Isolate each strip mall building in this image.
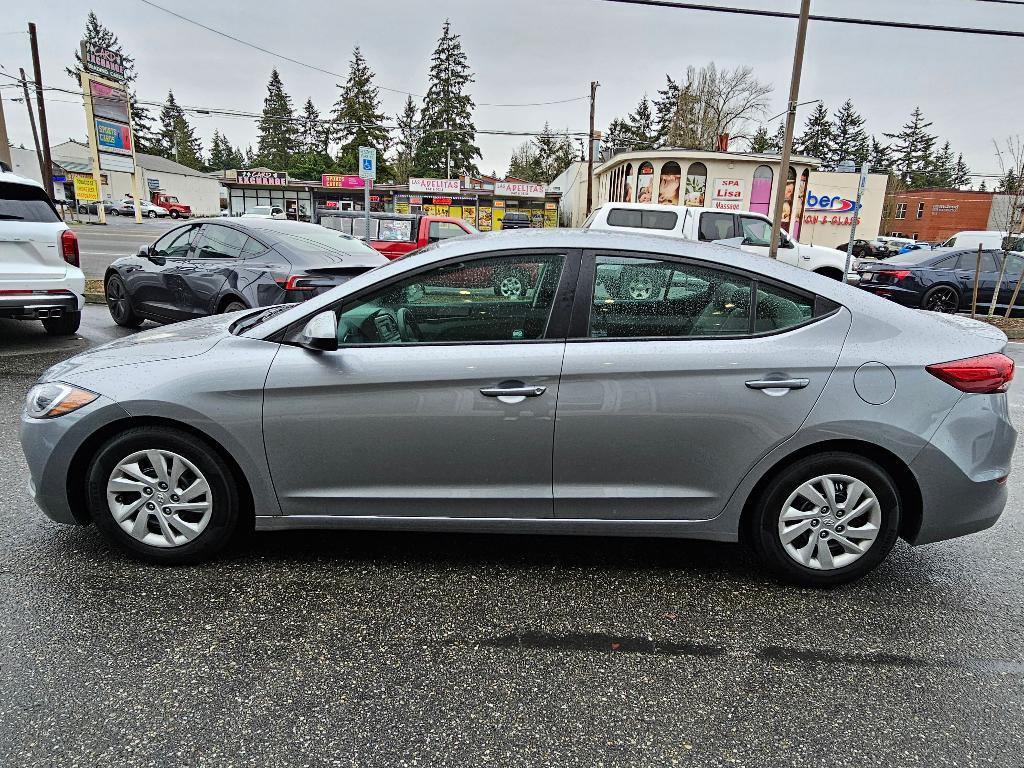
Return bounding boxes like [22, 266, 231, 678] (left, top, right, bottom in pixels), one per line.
[594, 149, 888, 249]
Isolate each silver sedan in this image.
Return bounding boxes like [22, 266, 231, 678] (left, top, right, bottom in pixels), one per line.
[20, 229, 1017, 586]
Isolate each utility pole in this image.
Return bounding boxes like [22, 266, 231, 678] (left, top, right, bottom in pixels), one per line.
[585, 80, 599, 216]
[29, 23, 53, 200]
[19, 68, 44, 182]
[769, 0, 811, 260]
[0, 86, 11, 170]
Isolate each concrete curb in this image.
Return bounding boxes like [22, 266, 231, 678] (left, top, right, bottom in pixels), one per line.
[85, 293, 106, 305]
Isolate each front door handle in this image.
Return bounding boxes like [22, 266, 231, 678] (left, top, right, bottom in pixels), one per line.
[480, 385, 547, 398]
[745, 378, 810, 390]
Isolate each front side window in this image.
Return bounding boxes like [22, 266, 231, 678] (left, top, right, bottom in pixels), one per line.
[333, 253, 566, 345]
[738, 215, 774, 247]
[428, 221, 469, 242]
[698, 212, 737, 241]
[152, 224, 199, 259]
[193, 225, 248, 259]
[590, 256, 752, 337]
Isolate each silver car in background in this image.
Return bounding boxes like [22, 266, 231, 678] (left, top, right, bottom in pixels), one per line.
[20, 229, 1016, 586]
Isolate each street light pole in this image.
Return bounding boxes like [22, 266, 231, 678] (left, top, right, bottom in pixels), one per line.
[769, 0, 811, 260]
[29, 22, 54, 201]
[585, 80, 599, 216]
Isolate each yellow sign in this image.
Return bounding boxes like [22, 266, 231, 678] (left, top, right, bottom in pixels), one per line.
[73, 176, 100, 201]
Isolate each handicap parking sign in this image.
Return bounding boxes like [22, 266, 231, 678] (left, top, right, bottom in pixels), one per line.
[358, 147, 377, 180]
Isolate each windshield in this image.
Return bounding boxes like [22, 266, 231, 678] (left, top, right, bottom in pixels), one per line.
[0, 182, 60, 222]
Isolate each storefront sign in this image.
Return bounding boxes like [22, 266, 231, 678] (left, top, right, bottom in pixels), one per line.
[932, 204, 959, 213]
[147, 178, 160, 190]
[322, 174, 365, 189]
[73, 176, 100, 201]
[409, 178, 460, 194]
[709, 178, 746, 210]
[95, 118, 132, 155]
[99, 152, 135, 173]
[90, 81, 130, 123]
[495, 181, 545, 198]
[52, 175, 67, 183]
[432, 197, 452, 205]
[802, 214, 861, 227]
[80, 42, 126, 82]
[805, 190, 860, 214]
[237, 170, 288, 186]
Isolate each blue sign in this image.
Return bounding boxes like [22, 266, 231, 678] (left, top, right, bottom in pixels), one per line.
[94, 117, 133, 155]
[147, 178, 160, 190]
[358, 146, 376, 180]
[805, 190, 860, 214]
[52, 175, 67, 183]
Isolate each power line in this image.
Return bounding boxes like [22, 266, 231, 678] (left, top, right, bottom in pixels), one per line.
[133, 0, 589, 108]
[595, 0, 1024, 38]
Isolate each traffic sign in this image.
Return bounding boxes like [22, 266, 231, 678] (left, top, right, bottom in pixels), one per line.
[359, 147, 377, 181]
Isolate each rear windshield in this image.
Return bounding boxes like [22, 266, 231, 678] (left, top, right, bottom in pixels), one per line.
[606, 207, 678, 230]
[0, 181, 59, 223]
[881, 251, 941, 266]
[272, 229, 377, 258]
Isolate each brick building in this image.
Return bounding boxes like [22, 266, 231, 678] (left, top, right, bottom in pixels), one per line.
[884, 189, 995, 242]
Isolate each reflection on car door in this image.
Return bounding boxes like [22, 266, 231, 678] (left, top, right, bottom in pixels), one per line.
[262, 249, 577, 519]
[958, 250, 1008, 310]
[553, 251, 850, 521]
[737, 214, 800, 269]
[129, 223, 200, 320]
[180, 224, 247, 317]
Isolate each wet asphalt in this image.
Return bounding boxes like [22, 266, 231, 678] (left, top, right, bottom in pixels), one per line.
[0, 306, 1022, 767]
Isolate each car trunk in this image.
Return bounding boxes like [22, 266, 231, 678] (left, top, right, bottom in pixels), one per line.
[0, 222, 68, 282]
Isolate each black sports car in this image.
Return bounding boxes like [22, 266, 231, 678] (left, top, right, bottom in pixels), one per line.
[857, 246, 1024, 315]
[104, 218, 387, 327]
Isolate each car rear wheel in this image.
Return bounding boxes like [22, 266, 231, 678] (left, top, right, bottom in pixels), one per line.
[169, 210, 180, 219]
[87, 427, 241, 564]
[105, 275, 145, 328]
[42, 310, 81, 336]
[110, 208, 120, 216]
[147, 210, 157, 219]
[749, 452, 901, 587]
[922, 285, 959, 313]
[220, 300, 248, 314]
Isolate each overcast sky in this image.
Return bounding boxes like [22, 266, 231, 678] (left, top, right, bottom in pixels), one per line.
[2, 0, 1022, 181]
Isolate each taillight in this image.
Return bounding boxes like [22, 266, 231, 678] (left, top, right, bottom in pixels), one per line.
[877, 269, 910, 281]
[60, 229, 79, 268]
[926, 353, 1015, 394]
[274, 275, 317, 292]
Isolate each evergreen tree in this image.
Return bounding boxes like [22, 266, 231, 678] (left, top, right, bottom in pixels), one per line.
[625, 95, 658, 151]
[831, 100, 870, 170]
[885, 106, 937, 189]
[869, 137, 893, 175]
[207, 130, 234, 171]
[243, 145, 258, 168]
[951, 153, 971, 189]
[771, 123, 787, 154]
[653, 75, 680, 147]
[414, 21, 481, 177]
[926, 140, 957, 187]
[332, 47, 391, 179]
[68, 12, 157, 152]
[391, 95, 419, 185]
[979, 179, 988, 192]
[155, 90, 202, 169]
[603, 118, 633, 154]
[506, 142, 545, 182]
[747, 125, 773, 153]
[256, 69, 297, 170]
[797, 102, 833, 169]
[289, 98, 334, 179]
[530, 123, 577, 182]
[998, 169, 1020, 194]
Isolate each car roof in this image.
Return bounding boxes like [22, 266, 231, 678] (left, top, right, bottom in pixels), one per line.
[0, 171, 46, 191]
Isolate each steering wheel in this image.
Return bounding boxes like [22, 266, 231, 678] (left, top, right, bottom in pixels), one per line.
[396, 307, 423, 342]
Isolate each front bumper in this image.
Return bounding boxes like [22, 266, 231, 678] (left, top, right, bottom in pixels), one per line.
[909, 392, 1016, 545]
[20, 395, 131, 525]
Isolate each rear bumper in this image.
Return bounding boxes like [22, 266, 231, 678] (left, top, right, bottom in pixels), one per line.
[0, 291, 82, 320]
[857, 282, 921, 308]
[908, 393, 1016, 545]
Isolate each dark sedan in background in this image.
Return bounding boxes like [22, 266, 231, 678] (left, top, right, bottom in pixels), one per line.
[104, 218, 388, 327]
[858, 246, 1023, 314]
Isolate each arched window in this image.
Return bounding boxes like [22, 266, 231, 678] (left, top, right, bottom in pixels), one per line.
[792, 168, 810, 238]
[636, 162, 655, 204]
[658, 161, 682, 205]
[623, 163, 634, 203]
[781, 167, 797, 231]
[749, 164, 773, 215]
[684, 162, 708, 206]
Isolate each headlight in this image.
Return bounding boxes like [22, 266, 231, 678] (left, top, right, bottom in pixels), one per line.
[24, 383, 98, 419]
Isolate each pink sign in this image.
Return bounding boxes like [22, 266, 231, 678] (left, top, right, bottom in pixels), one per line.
[322, 174, 367, 189]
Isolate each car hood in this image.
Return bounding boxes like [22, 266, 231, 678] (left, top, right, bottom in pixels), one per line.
[40, 313, 237, 382]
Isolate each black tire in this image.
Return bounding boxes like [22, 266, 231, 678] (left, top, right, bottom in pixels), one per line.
[220, 300, 248, 314]
[105, 275, 145, 328]
[41, 310, 81, 336]
[169, 210, 180, 219]
[492, 268, 529, 299]
[922, 285, 960, 314]
[110, 208, 120, 216]
[87, 426, 241, 565]
[78, 205, 87, 214]
[748, 452, 901, 588]
[147, 210, 157, 219]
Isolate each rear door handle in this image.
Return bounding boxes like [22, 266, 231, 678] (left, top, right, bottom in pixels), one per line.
[480, 385, 547, 398]
[745, 378, 809, 390]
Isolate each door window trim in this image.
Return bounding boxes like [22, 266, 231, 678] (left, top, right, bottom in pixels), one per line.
[276, 248, 583, 348]
[568, 249, 840, 343]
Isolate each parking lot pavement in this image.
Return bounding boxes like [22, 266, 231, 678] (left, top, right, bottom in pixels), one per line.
[1, 325, 1022, 767]
[70, 216, 183, 278]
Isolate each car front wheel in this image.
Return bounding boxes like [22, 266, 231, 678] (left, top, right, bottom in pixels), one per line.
[147, 210, 157, 218]
[87, 427, 241, 564]
[748, 452, 901, 587]
[922, 285, 960, 313]
[105, 275, 145, 328]
[169, 210, 180, 219]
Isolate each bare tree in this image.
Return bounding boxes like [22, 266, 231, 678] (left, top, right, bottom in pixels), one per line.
[986, 137, 1024, 317]
[665, 63, 772, 150]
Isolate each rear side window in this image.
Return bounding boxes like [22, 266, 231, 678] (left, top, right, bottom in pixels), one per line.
[952, 252, 998, 271]
[241, 236, 268, 256]
[606, 208, 678, 230]
[0, 181, 59, 223]
[698, 212, 736, 241]
[754, 284, 814, 332]
[194, 225, 248, 259]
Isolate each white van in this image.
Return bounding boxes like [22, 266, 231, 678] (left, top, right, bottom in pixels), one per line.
[936, 231, 1008, 250]
[584, 202, 858, 281]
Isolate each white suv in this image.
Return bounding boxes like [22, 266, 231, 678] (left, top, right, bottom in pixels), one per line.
[0, 171, 85, 335]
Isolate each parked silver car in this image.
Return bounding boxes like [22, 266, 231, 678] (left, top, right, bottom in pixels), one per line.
[20, 229, 1016, 586]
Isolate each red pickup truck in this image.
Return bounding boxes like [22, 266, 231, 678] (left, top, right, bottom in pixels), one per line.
[320, 212, 477, 259]
[150, 192, 192, 219]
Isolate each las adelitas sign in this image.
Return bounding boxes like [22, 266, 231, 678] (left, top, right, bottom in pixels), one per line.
[495, 181, 545, 198]
[409, 178, 461, 194]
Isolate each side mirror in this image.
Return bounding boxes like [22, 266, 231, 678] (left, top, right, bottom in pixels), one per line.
[779, 232, 794, 249]
[300, 310, 338, 352]
[140, 245, 165, 265]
